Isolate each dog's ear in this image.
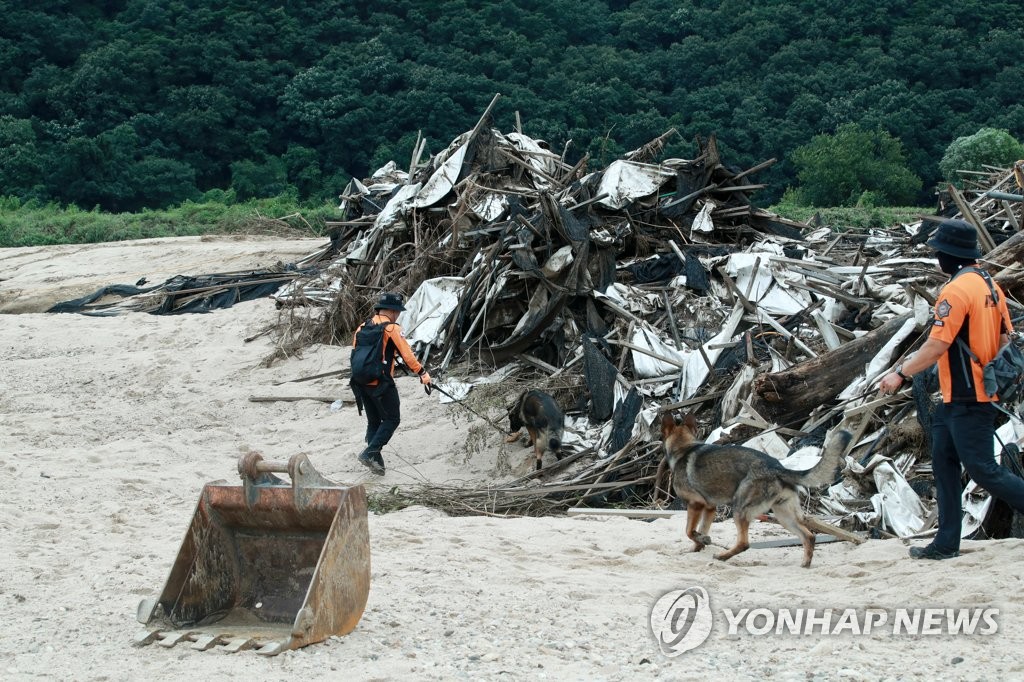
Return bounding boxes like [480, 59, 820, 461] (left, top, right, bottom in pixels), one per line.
[660, 412, 676, 437]
[682, 413, 698, 431]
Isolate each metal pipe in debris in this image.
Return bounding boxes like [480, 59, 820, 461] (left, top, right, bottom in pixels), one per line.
[985, 190, 1024, 202]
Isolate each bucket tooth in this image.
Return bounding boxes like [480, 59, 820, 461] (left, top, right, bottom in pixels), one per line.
[221, 637, 256, 654]
[132, 629, 162, 647]
[255, 640, 289, 656]
[157, 631, 196, 648]
[135, 454, 370, 656]
[191, 634, 227, 651]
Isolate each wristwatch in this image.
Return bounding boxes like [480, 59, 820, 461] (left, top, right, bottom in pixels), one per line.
[895, 365, 911, 382]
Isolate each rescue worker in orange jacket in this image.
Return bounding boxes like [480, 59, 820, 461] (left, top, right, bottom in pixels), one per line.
[351, 292, 431, 475]
[878, 219, 1018, 560]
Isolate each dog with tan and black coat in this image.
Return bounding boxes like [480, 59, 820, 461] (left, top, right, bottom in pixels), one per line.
[659, 413, 852, 568]
[506, 389, 565, 470]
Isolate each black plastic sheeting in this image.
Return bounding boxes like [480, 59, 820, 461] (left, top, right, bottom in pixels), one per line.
[626, 253, 683, 284]
[608, 386, 643, 454]
[590, 247, 617, 293]
[583, 335, 617, 422]
[47, 269, 300, 316]
[46, 283, 163, 314]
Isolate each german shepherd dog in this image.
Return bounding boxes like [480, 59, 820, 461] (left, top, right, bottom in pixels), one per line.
[660, 413, 852, 568]
[506, 389, 565, 470]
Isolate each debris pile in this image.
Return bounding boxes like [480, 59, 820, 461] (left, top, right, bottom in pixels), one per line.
[265, 99, 1024, 542]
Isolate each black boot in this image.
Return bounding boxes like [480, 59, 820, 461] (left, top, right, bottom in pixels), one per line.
[358, 447, 385, 475]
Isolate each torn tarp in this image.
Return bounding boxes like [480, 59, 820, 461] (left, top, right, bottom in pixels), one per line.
[399, 277, 467, 348]
[591, 160, 676, 210]
[48, 270, 302, 316]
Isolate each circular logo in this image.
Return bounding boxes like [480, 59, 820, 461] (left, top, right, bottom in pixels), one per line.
[650, 586, 713, 656]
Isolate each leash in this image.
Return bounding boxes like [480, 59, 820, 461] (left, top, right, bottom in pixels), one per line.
[424, 381, 512, 436]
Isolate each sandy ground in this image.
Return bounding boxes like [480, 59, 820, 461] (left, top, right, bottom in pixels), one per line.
[2, 236, 1023, 681]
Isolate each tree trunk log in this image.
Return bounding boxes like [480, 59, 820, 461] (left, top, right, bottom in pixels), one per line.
[987, 232, 1024, 299]
[751, 312, 914, 425]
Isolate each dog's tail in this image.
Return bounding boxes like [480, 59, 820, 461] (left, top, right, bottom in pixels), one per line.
[792, 429, 853, 489]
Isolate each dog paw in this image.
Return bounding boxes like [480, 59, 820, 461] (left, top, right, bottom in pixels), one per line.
[695, 533, 712, 546]
[690, 544, 706, 552]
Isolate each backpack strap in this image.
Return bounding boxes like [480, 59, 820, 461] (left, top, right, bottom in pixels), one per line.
[952, 266, 1010, 334]
[947, 267, 998, 384]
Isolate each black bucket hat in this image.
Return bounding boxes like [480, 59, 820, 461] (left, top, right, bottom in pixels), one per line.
[926, 219, 981, 259]
[375, 291, 406, 312]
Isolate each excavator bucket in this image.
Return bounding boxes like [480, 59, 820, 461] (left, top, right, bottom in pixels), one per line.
[134, 453, 370, 656]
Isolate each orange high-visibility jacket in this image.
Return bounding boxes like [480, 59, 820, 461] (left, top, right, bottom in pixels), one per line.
[929, 270, 1013, 403]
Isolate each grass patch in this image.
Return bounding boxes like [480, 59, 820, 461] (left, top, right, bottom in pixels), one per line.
[769, 201, 929, 231]
[0, 194, 340, 247]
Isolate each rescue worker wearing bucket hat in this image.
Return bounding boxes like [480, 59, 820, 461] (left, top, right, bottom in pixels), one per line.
[350, 292, 431, 475]
[877, 219, 1019, 559]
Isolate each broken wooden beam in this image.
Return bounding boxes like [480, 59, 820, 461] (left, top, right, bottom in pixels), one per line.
[750, 312, 914, 425]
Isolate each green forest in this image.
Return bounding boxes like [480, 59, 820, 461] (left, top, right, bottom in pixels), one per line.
[3, 0, 1024, 214]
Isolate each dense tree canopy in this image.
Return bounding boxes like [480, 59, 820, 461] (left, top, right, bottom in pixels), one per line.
[2, 0, 1023, 211]
[938, 127, 1024, 185]
[791, 124, 922, 207]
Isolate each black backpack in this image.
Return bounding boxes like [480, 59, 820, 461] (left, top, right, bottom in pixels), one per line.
[350, 318, 395, 386]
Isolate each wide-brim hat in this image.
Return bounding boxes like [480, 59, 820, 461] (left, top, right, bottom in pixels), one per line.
[926, 219, 981, 259]
[375, 292, 406, 311]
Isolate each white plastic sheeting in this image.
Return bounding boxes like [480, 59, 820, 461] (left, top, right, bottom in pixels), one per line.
[506, 132, 559, 189]
[778, 444, 830, 471]
[541, 246, 574, 278]
[720, 364, 757, 423]
[410, 130, 558, 211]
[597, 282, 662, 315]
[434, 379, 473, 403]
[691, 200, 715, 234]
[337, 177, 370, 212]
[742, 430, 792, 460]
[412, 143, 468, 208]
[836, 316, 919, 401]
[592, 160, 675, 210]
[629, 323, 688, 379]
[609, 293, 742, 387]
[374, 182, 422, 230]
[850, 455, 928, 538]
[678, 303, 744, 398]
[398, 277, 466, 347]
[724, 248, 813, 316]
[472, 193, 508, 222]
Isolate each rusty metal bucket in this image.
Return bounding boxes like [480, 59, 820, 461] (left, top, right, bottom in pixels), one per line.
[134, 453, 370, 655]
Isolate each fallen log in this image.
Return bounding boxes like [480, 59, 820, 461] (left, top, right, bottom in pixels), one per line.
[987, 231, 1024, 299]
[750, 312, 914, 425]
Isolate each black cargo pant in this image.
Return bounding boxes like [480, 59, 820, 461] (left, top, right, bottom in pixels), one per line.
[352, 378, 402, 454]
[932, 401, 1024, 552]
